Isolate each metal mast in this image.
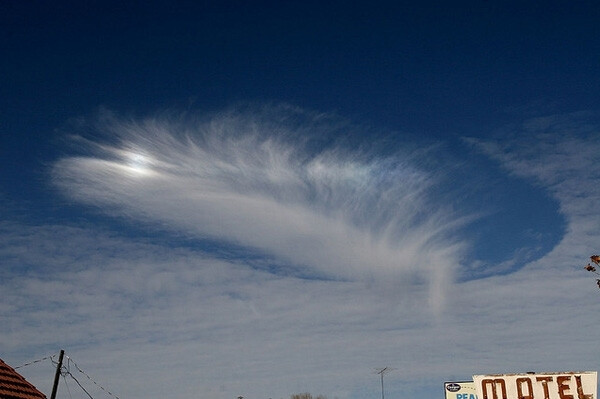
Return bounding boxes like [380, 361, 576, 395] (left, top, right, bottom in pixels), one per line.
[375, 367, 395, 399]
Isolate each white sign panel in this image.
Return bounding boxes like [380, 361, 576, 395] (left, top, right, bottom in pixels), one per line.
[446, 381, 478, 399]
[473, 372, 597, 399]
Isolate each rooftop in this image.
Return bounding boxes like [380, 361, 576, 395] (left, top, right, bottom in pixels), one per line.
[0, 359, 46, 399]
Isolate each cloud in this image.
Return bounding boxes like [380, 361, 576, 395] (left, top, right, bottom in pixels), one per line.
[0, 220, 454, 399]
[51, 106, 470, 308]
[5, 110, 600, 399]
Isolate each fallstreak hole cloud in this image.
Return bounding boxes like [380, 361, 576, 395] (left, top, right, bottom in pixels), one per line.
[52, 106, 468, 306]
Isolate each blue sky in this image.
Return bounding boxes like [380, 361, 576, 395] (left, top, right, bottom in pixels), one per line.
[2, 2, 600, 399]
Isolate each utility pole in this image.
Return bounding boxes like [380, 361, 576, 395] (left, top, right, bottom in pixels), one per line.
[50, 350, 65, 399]
[375, 367, 395, 399]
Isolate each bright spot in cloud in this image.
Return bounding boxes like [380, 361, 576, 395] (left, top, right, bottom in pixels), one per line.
[120, 151, 155, 176]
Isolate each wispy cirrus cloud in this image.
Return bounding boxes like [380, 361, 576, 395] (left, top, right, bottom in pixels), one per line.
[0, 220, 457, 399]
[51, 106, 470, 308]
[5, 110, 600, 399]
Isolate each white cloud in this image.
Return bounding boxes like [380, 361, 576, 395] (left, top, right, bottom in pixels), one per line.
[51, 106, 470, 308]
[0, 220, 446, 399]
[4, 110, 600, 399]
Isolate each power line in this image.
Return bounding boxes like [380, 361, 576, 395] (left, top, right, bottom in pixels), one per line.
[65, 370, 94, 399]
[61, 373, 73, 399]
[15, 354, 57, 370]
[16, 351, 121, 399]
[65, 356, 121, 399]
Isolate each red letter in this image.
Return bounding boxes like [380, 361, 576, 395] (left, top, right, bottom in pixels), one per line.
[575, 375, 593, 399]
[557, 376, 573, 399]
[536, 376, 554, 399]
[482, 379, 507, 399]
[517, 378, 534, 399]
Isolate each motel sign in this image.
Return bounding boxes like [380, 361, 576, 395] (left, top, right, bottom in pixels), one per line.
[473, 372, 597, 399]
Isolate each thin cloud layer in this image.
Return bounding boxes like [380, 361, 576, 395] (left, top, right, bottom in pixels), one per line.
[0, 221, 457, 399]
[4, 111, 600, 399]
[52, 107, 468, 304]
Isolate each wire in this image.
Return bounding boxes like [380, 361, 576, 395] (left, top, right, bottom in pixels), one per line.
[14, 352, 121, 399]
[65, 371, 94, 399]
[65, 356, 121, 399]
[14, 354, 56, 370]
[62, 373, 73, 399]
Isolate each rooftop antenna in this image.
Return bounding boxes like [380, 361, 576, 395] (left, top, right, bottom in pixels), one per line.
[374, 367, 396, 399]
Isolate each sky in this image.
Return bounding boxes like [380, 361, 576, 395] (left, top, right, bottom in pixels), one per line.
[2, 1, 600, 399]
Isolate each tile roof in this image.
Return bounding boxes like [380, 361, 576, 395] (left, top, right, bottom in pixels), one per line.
[0, 359, 46, 399]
